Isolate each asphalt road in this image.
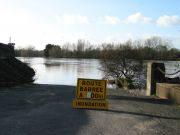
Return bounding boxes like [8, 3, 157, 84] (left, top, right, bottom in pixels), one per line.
[0, 84, 180, 135]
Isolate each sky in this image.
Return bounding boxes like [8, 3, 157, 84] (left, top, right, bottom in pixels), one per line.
[0, 0, 180, 50]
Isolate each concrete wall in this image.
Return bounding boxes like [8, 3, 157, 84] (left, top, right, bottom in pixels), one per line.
[146, 62, 165, 96]
[156, 83, 180, 104]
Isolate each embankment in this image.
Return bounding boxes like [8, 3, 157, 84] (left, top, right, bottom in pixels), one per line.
[0, 58, 35, 86]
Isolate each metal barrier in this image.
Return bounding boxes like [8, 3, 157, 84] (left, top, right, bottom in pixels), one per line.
[157, 67, 180, 76]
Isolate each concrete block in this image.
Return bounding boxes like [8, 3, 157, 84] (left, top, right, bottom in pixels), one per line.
[146, 62, 165, 96]
[156, 83, 180, 104]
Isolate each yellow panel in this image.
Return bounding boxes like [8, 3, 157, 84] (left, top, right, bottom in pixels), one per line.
[76, 78, 107, 100]
[73, 99, 109, 109]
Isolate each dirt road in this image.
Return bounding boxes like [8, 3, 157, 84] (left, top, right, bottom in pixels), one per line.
[0, 84, 179, 135]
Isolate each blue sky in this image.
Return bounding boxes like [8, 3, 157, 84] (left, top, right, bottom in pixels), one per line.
[0, 0, 180, 49]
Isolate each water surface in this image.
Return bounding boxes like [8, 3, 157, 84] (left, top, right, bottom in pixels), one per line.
[18, 57, 103, 86]
[17, 57, 180, 86]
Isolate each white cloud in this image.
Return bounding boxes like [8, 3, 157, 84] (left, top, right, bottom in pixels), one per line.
[61, 32, 89, 42]
[59, 14, 89, 24]
[104, 33, 137, 43]
[104, 16, 120, 25]
[156, 15, 180, 27]
[126, 12, 152, 24]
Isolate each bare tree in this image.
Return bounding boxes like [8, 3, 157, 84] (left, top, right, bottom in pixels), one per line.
[101, 42, 144, 89]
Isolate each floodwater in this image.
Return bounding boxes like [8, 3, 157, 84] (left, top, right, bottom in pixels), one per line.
[164, 61, 180, 78]
[17, 57, 180, 86]
[17, 57, 103, 86]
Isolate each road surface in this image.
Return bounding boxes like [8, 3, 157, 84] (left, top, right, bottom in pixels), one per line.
[0, 84, 180, 135]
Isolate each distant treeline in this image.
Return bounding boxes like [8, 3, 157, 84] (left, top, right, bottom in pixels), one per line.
[44, 40, 100, 59]
[15, 46, 43, 57]
[15, 37, 180, 60]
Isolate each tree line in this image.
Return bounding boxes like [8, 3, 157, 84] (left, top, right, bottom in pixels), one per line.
[15, 37, 180, 60]
[43, 40, 100, 58]
[15, 46, 43, 57]
[15, 37, 180, 89]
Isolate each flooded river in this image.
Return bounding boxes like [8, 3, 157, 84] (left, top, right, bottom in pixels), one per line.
[17, 57, 180, 86]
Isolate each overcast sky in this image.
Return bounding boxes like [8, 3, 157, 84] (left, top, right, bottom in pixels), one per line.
[0, 0, 180, 50]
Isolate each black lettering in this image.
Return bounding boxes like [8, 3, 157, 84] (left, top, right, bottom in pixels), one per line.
[84, 87, 87, 91]
[86, 81, 90, 85]
[83, 80, 95, 86]
[80, 87, 83, 91]
[95, 81, 101, 86]
[77, 102, 81, 106]
[99, 88, 103, 92]
[102, 103, 106, 107]
[91, 93, 104, 99]
[91, 81, 94, 86]
[85, 102, 88, 106]
[79, 93, 83, 98]
[95, 93, 98, 98]
[91, 93, 94, 98]
[88, 87, 91, 92]
[96, 87, 99, 92]
[81, 81, 86, 85]
[91, 87, 95, 92]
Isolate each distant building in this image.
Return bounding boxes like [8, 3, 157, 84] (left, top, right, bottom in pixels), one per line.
[0, 43, 15, 58]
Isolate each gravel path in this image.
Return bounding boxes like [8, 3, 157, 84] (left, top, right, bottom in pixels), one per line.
[0, 84, 179, 135]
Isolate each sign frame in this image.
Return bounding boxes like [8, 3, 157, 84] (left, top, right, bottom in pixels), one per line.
[76, 78, 107, 100]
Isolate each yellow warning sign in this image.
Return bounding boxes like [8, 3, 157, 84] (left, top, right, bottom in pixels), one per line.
[76, 78, 107, 100]
[73, 99, 109, 109]
[73, 78, 109, 110]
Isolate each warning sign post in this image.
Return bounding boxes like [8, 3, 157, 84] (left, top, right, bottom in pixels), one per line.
[73, 78, 109, 109]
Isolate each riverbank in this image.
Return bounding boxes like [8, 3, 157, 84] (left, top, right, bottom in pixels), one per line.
[0, 58, 35, 86]
[0, 84, 180, 135]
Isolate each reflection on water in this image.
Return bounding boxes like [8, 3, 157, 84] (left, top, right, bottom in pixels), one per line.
[17, 57, 180, 86]
[17, 57, 103, 86]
